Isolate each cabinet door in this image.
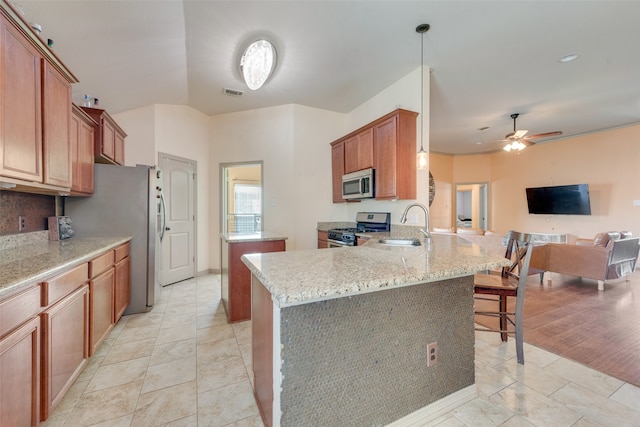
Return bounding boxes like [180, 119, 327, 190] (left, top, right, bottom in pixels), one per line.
[101, 118, 116, 162]
[71, 106, 95, 194]
[89, 268, 114, 356]
[114, 256, 130, 322]
[114, 130, 125, 165]
[42, 60, 72, 188]
[77, 119, 95, 193]
[344, 128, 373, 174]
[41, 285, 89, 420]
[0, 15, 42, 182]
[374, 116, 398, 199]
[331, 142, 345, 203]
[317, 230, 328, 249]
[0, 316, 40, 427]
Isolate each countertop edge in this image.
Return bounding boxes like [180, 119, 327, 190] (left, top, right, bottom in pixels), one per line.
[220, 232, 288, 243]
[242, 234, 510, 308]
[0, 236, 132, 300]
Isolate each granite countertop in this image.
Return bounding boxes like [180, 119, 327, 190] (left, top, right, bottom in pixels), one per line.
[220, 231, 288, 243]
[242, 233, 510, 307]
[0, 236, 131, 299]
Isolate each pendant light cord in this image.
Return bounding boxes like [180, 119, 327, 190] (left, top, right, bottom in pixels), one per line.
[416, 24, 430, 154]
[420, 29, 424, 152]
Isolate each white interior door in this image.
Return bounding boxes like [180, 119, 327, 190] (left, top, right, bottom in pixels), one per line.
[159, 153, 196, 286]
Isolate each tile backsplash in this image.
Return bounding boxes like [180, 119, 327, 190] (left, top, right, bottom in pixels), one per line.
[0, 191, 56, 235]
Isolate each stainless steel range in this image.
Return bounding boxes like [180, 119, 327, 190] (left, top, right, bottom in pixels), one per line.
[327, 212, 391, 247]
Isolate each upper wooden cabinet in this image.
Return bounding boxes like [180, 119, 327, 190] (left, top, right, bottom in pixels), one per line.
[0, 13, 43, 183]
[374, 110, 417, 200]
[331, 141, 345, 203]
[42, 60, 72, 188]
[80, 107, 127, 165]
[344, 128, 373, 174]
[70, 104, 96, 195]
[330, 109, 417, 202]
[0, 2, 78, 194]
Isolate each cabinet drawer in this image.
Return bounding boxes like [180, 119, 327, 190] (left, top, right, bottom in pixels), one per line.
[115, 242, 130, 262]
[41, 263, 88, 306]
[0, 285, 42, 337]
[89, 251, 114, 278]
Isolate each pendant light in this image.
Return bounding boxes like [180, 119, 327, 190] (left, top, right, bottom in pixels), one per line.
[416, 24, 430, 170]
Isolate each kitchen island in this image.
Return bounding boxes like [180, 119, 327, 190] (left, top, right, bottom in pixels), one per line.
[220, 232, 287, 322]
[242, 233, 510, 427]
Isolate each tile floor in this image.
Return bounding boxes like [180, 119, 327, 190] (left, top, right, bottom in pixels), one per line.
[42, 274, 640, 427]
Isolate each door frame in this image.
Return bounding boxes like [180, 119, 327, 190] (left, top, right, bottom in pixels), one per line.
[454, 182, 489, 230]
[158, 151, 198, 282]
[220, 161, 263, 234]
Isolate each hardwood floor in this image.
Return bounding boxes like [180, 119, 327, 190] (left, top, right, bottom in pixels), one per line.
[475, 269, 640, 387]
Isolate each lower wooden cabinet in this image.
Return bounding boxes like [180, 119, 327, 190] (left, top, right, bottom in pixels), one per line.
[0, 316, 41, 427]
[318, 230, 329, 249]
[89, 268, 115, 356]
[114, 243, 131, 322]
[41, 285, 89, 420]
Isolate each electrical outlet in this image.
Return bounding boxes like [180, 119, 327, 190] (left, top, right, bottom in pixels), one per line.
[18, 216, 26, 231]
[427, 342, 438, 367]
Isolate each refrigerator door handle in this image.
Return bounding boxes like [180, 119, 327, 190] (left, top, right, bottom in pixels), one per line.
[160, 191, 167, 242]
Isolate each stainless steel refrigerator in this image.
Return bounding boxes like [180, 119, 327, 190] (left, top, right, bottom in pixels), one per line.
[65, 164, 165, 314]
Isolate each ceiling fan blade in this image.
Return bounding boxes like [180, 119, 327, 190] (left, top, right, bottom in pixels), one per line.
[519, 139, 535, 147]
[526, 131, 563, 139]
[505, 129, 528, 139]
[512, 129, 528, 139]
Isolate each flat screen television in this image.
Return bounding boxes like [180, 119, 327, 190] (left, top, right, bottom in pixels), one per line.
[526, 184, 592, 215]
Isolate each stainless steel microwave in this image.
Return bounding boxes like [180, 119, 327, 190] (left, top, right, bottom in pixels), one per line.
[342, 168, 374, 200]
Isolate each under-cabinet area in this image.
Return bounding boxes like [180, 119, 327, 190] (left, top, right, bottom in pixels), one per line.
[0, 237, 131, 425]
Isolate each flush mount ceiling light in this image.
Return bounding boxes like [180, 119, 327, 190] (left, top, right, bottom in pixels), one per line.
[240, 39, 276, 90]
[416, 23, 430, 170]
[559, 53, 579, 63]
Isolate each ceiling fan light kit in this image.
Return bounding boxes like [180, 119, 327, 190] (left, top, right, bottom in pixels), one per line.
[501, 113, 562, 153]
[416, 23, 430, 170]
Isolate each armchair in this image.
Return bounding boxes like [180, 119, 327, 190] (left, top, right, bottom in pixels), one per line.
[530, 231, 639, 290]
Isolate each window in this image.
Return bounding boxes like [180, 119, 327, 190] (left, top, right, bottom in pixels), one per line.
[232, 184, 262, 233]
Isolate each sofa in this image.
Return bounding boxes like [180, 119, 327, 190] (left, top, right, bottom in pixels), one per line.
[530, 231, 640, 290]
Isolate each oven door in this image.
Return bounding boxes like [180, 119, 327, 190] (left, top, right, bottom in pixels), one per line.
[327, 238, 352, 248]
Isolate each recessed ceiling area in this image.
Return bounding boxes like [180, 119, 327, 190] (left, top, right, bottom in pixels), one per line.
[16, 1, 640, 155]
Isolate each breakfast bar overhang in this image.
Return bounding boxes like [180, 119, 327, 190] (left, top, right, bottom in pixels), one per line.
[242, 234, 509, 427]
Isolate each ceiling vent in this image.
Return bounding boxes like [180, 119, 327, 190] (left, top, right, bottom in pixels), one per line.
[223, 88, 244, 97]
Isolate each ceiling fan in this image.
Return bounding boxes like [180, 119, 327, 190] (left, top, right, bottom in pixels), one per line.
[501, 113, 562, 152]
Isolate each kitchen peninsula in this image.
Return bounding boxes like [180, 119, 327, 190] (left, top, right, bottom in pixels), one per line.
[242, 233, 510, 427]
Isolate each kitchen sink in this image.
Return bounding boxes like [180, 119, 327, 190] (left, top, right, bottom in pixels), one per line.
[378, 238, 421, 246]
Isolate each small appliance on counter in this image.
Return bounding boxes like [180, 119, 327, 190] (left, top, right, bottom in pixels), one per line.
[48, 216, 74, 240]
[327, 212, 390, 247]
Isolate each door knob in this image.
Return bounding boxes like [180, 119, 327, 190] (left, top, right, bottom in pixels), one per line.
[165, 227, 171, 231]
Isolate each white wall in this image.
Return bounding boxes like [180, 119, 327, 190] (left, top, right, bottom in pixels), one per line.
[115, 105, 155, 167]
[114, 104, 212, 273]
[115, 66, 433, 272]
[209, 104, 346, 270]
[335, 66, 431, 227]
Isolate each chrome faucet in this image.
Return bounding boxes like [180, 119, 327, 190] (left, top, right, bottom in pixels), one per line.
[400, 203, 431, 241]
